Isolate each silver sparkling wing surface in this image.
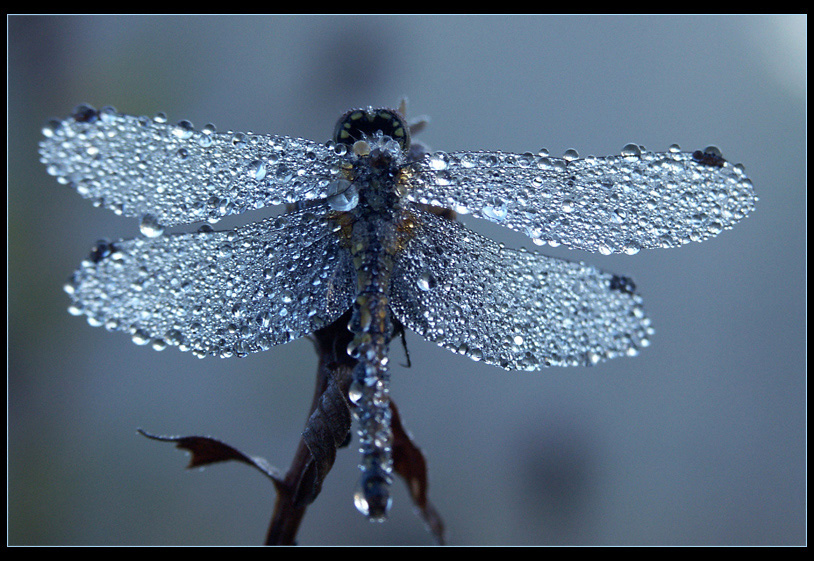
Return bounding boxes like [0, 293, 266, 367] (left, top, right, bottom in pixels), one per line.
[406, 147, 756, 254]
[389, 207, 652, 371]
[39, 106, 342, 227]
[65, 208, 356, 358]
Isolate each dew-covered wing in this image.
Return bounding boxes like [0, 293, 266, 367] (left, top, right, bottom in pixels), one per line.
[389, 208, 653, 370]
[405, 147, 756, 255]
[65, 208, 355, 358]
[39, 105, 342, 227]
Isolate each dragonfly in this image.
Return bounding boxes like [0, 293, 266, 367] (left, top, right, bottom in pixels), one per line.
[39, 103, 756, 521]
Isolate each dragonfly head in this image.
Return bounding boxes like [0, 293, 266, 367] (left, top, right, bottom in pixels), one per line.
[333, 107, 411, 154]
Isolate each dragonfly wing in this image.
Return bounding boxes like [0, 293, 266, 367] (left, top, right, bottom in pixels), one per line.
[405, 147, 756, 254]
[389, 207, 653, 370]
[40, 105, 341, 227]
[66, 208, 355, 358]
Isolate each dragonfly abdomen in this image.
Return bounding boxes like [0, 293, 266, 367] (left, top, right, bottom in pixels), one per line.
[346, 217, 399, 520]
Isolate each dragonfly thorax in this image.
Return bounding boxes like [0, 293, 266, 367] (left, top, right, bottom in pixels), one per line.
[326, 130, 409, 214]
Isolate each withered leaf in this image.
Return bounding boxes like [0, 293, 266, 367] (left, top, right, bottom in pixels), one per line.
[390, 402, 446, 545]
[137, 428, 284, 488]
[296, 367, 353, 506]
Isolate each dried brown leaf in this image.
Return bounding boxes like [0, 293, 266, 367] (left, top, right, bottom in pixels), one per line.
[137, 428, 284, 487]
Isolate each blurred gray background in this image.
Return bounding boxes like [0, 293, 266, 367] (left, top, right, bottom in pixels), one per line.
[8, 15, 805, 545]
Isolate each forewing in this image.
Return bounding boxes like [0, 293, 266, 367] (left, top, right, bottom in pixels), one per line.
[65, 208, 355, 358]
[39, 105, 341, 227]
[405, 147, 756, 254]
[389, 208, 653, 370]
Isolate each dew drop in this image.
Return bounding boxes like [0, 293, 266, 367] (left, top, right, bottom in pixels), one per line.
[217, 242, 233, 259]
[198, 132, 213, 148]
[72, 104, 99, 122]
[353, 474, 391, 521]
[256, 311, 272, 327]
[231, 132, 247, 147]
[704, 145, 723, 158]
[417, 271, 437, 291]
[428, 152, 449, 171]
[172, 120, 194, 140]
[326, 179, 359, 211]
[139, 213, 164, 238]
[483, 197, 508, 221]
[623, 241, 641, 255]
[621, 143, 641, 158]
[707, 221, 724, 235]
[132, 329, 151, 346]
[247, 159, 267, 181]
[41, 120, 62, 138]
[99, 106, 117, 123]
[165, 329, 185, 347]
[274, 163, 293, 183]
[348, 380, 364, 405]
[610, 207, 627, 224]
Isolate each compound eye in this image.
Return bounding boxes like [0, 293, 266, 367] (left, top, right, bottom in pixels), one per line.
[333, 107, 410, 152]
